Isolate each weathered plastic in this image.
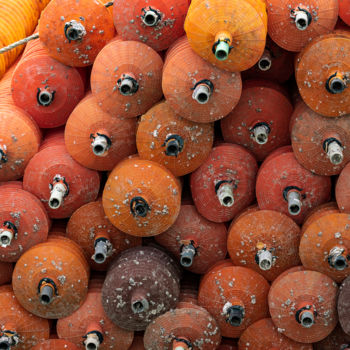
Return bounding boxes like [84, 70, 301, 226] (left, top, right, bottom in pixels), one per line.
[313, 324, 350, 350]
[155, 204, 227, 274]
[12, 236, 90, 319]
[339, 275, 350, 336]
[0, 261, 13, 285]
[190, 144, 258, 223]
[268, 270, 338, 343]
[221, 80, 293, 161]
[136, 101, 214, 177]
[30, 339, 80, 350]
[65, 93, 137, 171]
[336, 163, 350, 213]
[339, 0, 350, 25]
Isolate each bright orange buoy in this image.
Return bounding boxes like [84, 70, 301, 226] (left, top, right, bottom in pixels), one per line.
[155, 204, 227, 274]
[0, 187, 50, 262]
[336, 163, 350, 213]
[162, 36, 242, 123]
[190, 144, 258, 223]
[102, 157, 181, 237]
[113, 0, 189, 51]
[23, 143, 100, 219]
[266, 0, 338, 52]
[299, 212, 350, 283]
[227, 209, 301, 281]
[295, 33, 350, 117]
[198, 265, 270, 338]
[0, 285, 50, 349]
[12, 236, 90, 319]
[91, 40, 163, 118]
[238, 318, 313, 350]
[30, 339, 80, 350]
[136, 101, 214, 177]
[38, 0, 115, 67]
[57, 283, 134, 350]
[11, 36, 85, 128]
[268, 270, 338, 343]
[65, 93, 137, 171]
[102, 246, 181, 331]
[0, 261, 13, 286]
[256, 150, 331, 224]
[144, 303, 221, 350]
[291, 100, 350, 176]
[221, 80, 293, 161]
[66, 200, 141, 271]
[184, 0, 267, 72]
[339, 0, 350, 25]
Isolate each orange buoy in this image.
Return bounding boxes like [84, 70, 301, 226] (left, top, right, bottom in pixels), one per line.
[102, 246, 181, 331]
[271, 266, 306, 288]
[0, 187, 49, 262]
[339, 0, 350, 25]
[30, 339, 80, 350]
[336, 163, 350, 213]
[0, 261, 13, 285]
[144, 303, 221, 350]
[102, 157, 181, 237]
[0, 181, 23, 190]
[39, 128, 66, 151]
[299, 212, 350, 283]
[268, 270, 338, 343]
[66, 200, 141, 271]
[266, 0, 338, 52]
[198, 265, 270, 338]
[291, 100, 350, 176]
[227, 209, 301, 282]
[91, 40, 163, 118]
[221, 80, 293, 161]
[256, 150, 331, 224]
[238, 318, 313, 350]
[295, 33, 350, 117]
[184, 0, 267, 72]
[57, 283, 134, 350]
[313, 324, 350, 350]
[11, 37, 85, 129]
[338, 275, 350, 337]
[242, 36, 294, 83]
[23, 143, 100, 219]
[38, 0, 115, 67]
[12, 236, 90, 319]
[162, 36, 242, 123]
[155, 204, 227, 274]
[113, 0, 189, 51]
[136, 101, 214, 177]
[190, 144, 258, 223]
[64, 93, 137, 171]
[0, 285, 50, 349]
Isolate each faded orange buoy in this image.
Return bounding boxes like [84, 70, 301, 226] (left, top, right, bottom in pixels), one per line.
[0, 261, 13, 286]
[266, 0, 338, 52]
[198, 265, 270, 338]
[23, 143, 100, 219]
[144, 303, 221, 350]
[57, 283, 134, 350]
[190, 144, 258, 223]
[30, 339, 80, 350]
[38, 0, 115, 66]
[136, 101, 214, 177]
[162, 36, 242, 123]
[336, 163, 350, 213]
[256, 150, 331, 224]
[291, 100, 350, 176]
[65, 93, 137, 171]
[269, 270, 338, 343]
[91, 40, 163, 118]
[339, 0, 350, 25]
[221, 80, 293, 161]
[11, 37, 85, 128]
[66, 200, 141, 271]
[227, 209, 301, 281]
[295, 33, 350, 117]
[184, 0, 267, 72]
[0, 187, 50, 262]
[12, 236, 90, 319]
[0, 285, 50, 349]
[103, 158, 181, 237]
[113, 0, 189, 51]
[155, 204, 227, 274]
[299, 212, 350, 283]
[238, 318, 313, 350]
[102, 246, 181, 331]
